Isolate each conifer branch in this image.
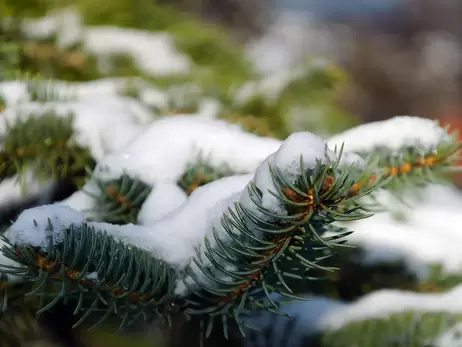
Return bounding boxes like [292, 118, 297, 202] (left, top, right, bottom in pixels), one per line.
[0, 112, 94, 188]
[177, 147, 382, 337]
[0, 221, 177, 331]
[178, 154, 235, 195]
[83, 173, 152, 224]
[358, 129, 461, 190]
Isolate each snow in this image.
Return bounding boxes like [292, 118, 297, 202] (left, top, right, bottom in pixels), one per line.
[84, 271, 99, 281]
[137, 85, 169, 109]
[58, 181, 100, 219]
[89, 115, 282, 186]
[137, 183, 187, 225]
[0, 77, 189, 115]
[1, 107, 460, 298]
[6, 204, 86, 250]
[5, 175, 254, 272]
[239, 131, 332, 219]
[273, 131, 332, 179]
[196, 98, 222, 119]
[340, 186, 462, 279]
[4, 113, 458, 299]
[240, 131, 363, 220]
[233, 68, 302, 103]
[245, 11, 338, 75]
[21, 8, 191, 76]
[176, 132, 343, 294]
[170, 174, 254, 294]
[323, 182, 462, 281]
[5, 204, 183, 267]
[327, 116, 452, 153]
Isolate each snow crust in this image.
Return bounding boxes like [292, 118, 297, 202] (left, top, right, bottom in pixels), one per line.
[328, 116, 452, 153]
[137, 182, 187, 225]
[344, 202, 462, 278]
[89, 115, 282, 186]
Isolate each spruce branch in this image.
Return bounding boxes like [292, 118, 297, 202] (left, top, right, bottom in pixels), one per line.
[327, 117, 462, 207]
[0, 111, 94, 187]
[0, 220, 177, 331]
[83, 172, 152, 224]
[177, 145, 382, 337]
[178, 154, 235, 195]
[357, 129, 461, 192]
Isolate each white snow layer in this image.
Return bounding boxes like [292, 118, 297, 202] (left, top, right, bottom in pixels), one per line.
[344, 199, 462, 277]
[137, 182, 187, 225]
[328, 116, 452, 153]
[88, 115, 283, 185]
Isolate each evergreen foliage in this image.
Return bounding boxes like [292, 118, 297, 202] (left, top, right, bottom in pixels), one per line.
[178, 153, 380, 336]
[86, 174, 152, 224]
[0, 223, 176, 330]
[177, 154, 235, 195]
[0, 112, 94, 187]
